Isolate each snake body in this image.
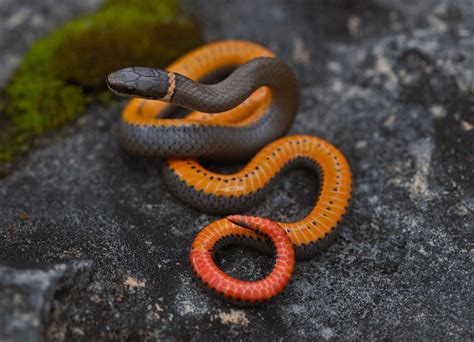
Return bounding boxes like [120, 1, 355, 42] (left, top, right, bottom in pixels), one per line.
[107, 44, 298, 161]
[107, 41, 352, 305]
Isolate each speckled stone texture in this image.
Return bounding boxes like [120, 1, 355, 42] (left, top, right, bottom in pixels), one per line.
[0, 261, 93, 341]
[0, 0, 101, 88]
[0, 0, 473, 340]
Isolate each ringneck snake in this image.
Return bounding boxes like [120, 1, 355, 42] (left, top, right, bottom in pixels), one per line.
[107, 40, 352, 305]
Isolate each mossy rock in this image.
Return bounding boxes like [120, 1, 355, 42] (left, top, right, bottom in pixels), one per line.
[55, 20, 201, 89]
[0, 0, 202, 168]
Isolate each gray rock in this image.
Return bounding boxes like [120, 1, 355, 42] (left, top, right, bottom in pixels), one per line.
[0, 0, 102, 87]
[0, 0, 472, 340]
[0, 260, 93, 342]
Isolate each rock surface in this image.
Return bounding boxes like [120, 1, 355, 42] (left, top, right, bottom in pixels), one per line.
[0, 0, 101, 88]
[0, 0, 473, 340]
[0, 261, 93, 341]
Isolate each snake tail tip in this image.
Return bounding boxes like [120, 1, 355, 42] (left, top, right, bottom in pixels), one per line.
[226, 215, 248, 226]
[226, 215, 272, 232]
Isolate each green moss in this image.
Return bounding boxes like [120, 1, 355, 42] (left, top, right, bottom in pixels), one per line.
[0, 0, 202, 168]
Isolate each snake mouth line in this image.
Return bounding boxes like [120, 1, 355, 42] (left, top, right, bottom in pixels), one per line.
[106, 83, 162, 100]
[106, 76, 134, 98]
[106, 74, 163, 100]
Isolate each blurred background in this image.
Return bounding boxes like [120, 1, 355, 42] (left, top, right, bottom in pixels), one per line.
[0, 0, 472, 340]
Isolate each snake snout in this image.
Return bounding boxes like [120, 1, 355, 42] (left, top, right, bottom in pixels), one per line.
[106, 69, 136, 96]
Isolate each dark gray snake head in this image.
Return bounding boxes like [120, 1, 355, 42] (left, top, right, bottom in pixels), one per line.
[106, 67, 171, 100]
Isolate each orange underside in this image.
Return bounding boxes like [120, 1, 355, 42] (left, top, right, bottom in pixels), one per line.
[122, 40, 274, 128]
[184, 134, 352, 247]
[190, 216, 295, 303]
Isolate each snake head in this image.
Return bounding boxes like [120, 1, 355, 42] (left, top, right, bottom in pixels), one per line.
[106, 67, 170, 100]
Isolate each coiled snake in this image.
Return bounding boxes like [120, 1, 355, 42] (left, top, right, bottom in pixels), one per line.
[107, 40, 352, 305]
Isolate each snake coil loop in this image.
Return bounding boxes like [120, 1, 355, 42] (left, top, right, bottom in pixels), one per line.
[107, 40, 352, 304]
